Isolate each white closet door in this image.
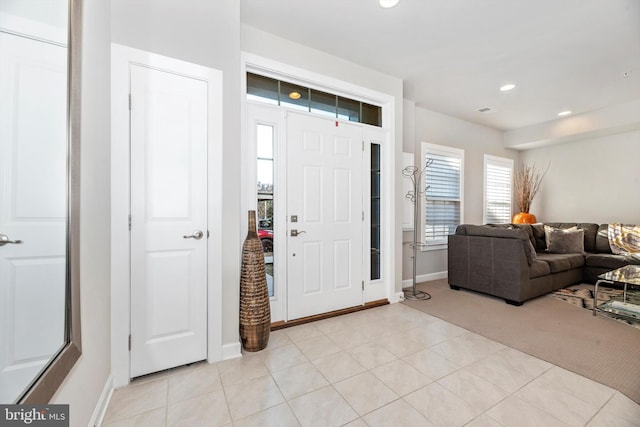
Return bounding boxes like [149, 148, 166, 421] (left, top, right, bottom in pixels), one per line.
[129, 64, 208, 377]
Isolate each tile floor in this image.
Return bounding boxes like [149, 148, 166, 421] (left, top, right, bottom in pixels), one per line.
[101, 303, 640, 426]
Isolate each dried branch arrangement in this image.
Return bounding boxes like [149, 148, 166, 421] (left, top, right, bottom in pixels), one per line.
[514, 163, 549, 213]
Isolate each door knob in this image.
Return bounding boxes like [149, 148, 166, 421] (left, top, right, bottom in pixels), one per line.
[183, 230, 204, 240]
[290, 229, 306, 237]
[0, 234, 23, 247]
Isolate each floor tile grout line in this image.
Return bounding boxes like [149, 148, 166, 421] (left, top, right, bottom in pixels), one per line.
[164, 374, 169, 426]
[509, 366, 617, 427]
[104, 305, 640, 426]
[497, 365, 568, 424]
[583, 391, 616, 426]
[211, 362, 235, 425]
[538, 366, 618, 415]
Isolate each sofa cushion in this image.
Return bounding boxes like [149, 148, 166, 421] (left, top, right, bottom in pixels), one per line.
[577, 223, 599, 253]
[537, 253, 585, 273]
[512, 224, 536, 249]
[457, 224, 537, 265]
[456, 224, 529, 241]
[546, 227, 585, 254]
[595, 224, 613, 254]
[527, 241, 538, 263]
[529, 260, 551, 278]
[532, 223, 546, 250]
[585, 253, 640, 270]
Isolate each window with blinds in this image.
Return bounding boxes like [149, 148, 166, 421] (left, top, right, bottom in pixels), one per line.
[421, 143, 464, 246]
[484, 155, 514, 224]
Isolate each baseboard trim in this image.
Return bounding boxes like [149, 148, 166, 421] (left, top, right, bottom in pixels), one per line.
[90, 374, 113, 427]
[222, 341, 242, 360]
[390, 291, 405, 303]
[402, 271, 448, 289]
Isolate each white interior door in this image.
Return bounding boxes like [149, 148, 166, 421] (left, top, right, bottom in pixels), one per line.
[130, 64, 208, 377]
[287, 113, 364, 320]
[0, 32, 67, 403]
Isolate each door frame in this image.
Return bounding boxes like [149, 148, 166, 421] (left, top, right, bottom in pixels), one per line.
[241, 53, 398, 322]
[111, 44, 224, 388]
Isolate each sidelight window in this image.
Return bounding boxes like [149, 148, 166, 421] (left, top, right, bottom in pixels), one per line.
[371, 143, 381, 280]
[257, 124, 275, 297]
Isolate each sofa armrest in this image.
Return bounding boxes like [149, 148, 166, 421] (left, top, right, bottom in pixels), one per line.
[448, 234, 530, 301]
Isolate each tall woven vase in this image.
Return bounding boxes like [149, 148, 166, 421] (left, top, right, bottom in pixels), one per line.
[239, 210, 271, 352]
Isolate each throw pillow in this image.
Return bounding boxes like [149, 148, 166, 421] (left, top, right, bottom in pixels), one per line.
[546, 228, 585, 254]
[544, 225, 578, 249]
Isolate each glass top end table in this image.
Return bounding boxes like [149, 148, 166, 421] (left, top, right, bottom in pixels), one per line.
[593, 264, 640, 320]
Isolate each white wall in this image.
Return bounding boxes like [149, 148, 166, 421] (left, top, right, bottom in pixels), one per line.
[403, 105, 520, 280]
[522, 130, 640, 223]
[241, 24, 406, 293]
[50, 0, 112, 425]
[110, 0, 242, 348]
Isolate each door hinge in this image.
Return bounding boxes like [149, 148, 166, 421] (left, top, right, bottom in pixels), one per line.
[128, 215, 132, 230]
[362, 210, 364, 221]
[128, 334, 131, 351]
[362, 280, 365, 291]
[128, 93, 132, 110]
[362, 140, 364, 151]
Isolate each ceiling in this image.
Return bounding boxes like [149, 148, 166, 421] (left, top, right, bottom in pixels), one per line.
[240, 0, 640, 131]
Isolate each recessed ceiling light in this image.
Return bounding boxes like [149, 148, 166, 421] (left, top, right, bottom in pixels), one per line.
[500, 83, 516, 92]
[557, 110, 572, 116]
[289, 91, 301, 100]
[379, 0, 400, 8]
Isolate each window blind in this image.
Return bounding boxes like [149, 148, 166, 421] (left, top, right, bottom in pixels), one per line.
[425, 153, 462, 243]
[484, 157, 512, 224]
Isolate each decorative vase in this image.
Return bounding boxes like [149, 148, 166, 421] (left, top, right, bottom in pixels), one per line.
[512, 212, 537, 224]
[239, 210, 271, 352]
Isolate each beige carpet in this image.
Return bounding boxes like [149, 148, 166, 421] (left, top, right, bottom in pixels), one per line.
[402, 279, 640, 404]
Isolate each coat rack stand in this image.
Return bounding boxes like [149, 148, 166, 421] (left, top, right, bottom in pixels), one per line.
[403, 161, 432, 301]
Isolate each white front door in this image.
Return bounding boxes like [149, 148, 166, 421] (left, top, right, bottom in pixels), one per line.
[287, 113, 364, 320]
[129, 64, 208, 377]
[0, 33, 67, 403]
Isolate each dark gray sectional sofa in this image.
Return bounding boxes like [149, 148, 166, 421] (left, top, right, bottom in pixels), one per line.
[447, 222, 640, 305]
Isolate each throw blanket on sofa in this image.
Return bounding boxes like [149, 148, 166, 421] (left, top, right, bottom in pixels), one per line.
[608, 223, 640, 260]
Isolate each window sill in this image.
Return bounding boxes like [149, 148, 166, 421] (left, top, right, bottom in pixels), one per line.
[420, 243, 447, 252]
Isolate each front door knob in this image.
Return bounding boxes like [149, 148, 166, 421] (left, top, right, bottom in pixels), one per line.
[0, 234, 23, 247]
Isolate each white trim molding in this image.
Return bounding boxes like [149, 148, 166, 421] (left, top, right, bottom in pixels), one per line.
[402, 271, 448, 290]
[222, 341, 243, 361]
[89, 374, 113, 427]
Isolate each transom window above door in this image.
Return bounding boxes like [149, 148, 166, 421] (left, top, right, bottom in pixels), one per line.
[246, 72, 382, 127]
